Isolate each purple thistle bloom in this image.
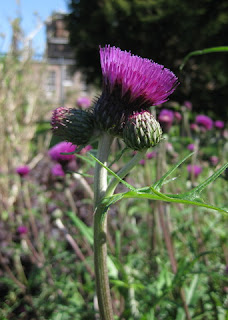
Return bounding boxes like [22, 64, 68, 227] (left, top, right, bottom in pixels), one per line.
[48, 142, 76, 163]
[17, 226, 28, 235]
[80, 145, 92, 154]
[146, 151, 157, 159]
[158, 109, 174, 122]
[187, 144, 195, 152]
[94, 45, 179, 134]
[16, 165, 30, 177]
[139, 159, 145, 165]
[158, 109, 174, 132]
[51, 163, 65, 177]
[210, 156, 219, 166]
[215, 120, 224, 129]
[196, 115, 213, 130]
[76, 96, 91, 108]
[187, 165, 202, 178]
[174, 111, 182, 122]
[183, 101, 192, 110]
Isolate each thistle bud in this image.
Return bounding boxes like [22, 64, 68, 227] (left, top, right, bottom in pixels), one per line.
[51, 107, 95, 146]
[123, 111, 162, 150]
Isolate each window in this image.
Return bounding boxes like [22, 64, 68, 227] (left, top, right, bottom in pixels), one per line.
[46, 70, 56, 94]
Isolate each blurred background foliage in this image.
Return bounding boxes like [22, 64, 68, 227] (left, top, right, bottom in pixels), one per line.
[66, 0, 228, 118]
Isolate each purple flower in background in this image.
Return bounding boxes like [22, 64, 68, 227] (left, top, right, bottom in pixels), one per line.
[76, 96, 91, 108]
[184, 101, 192, 110]
[190, 123, 199, 132]
[210, 156, 219, 166]
[187, 144, 195, 152]
[139, 159, 145, 166]
[196, 115, 213, 130]
[48, 142, 76, 163]
[80, 145, 92, 154]
[174, 111, 182, 122]
[51, 163, 65, 177]
[187, 165, 202, 178]
[94, 45, 179, 133]
[146, 151, 157, 159]
[16, 165, 30, 177]
[158, 109, 174, 132]
[215, 120, 224, 129]
[17, 226, 28, 235]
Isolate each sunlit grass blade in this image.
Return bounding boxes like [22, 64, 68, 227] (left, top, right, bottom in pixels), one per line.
[66, 211, 118, 278]
[180, 46, 228, 70]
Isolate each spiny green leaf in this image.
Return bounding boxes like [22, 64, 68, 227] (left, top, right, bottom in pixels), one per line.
[89, 152, 137, 192]
[104, 190, 228, 215]
[181, 162, 228, 200]
[153, 152, 194, 191]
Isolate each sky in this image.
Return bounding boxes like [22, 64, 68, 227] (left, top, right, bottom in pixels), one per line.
[0, 0, 69, 55]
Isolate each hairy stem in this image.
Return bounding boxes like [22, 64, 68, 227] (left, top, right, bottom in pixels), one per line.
[93, 134, 114, 320]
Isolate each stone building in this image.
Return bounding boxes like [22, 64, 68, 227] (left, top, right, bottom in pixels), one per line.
[44, 12, 88, 106]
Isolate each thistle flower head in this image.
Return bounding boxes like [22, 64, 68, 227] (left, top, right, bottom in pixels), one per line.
[123, 110, 162, 150]
[187, 164, 202, 178]
[17, 226, 28, 235]
[16, 165, 30, 177]
[158, 109, 174, 132]
[210, 156, 219, 166]
[196, 115, 213, 131]
[51, 107, 95, 146]
[215, 120, 224, 129]
[94, 45, 179, 134]
[146, 151, 157, 159]
[187, 144, 195, 151]
[51, 163, 65, 177]
[76, 96, 91, 108]
[48, 142, 76, 163]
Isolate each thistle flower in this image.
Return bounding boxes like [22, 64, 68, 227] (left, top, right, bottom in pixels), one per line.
[76, 96, 91, 108]
[210, 156, 219, 166]
[17, 226, 28, 235]
[158, 109, 174, 132]
[215, 120, 224, 129]
[48, 142, 76, 163]
[187, 165, 202, 178]
[174, 111, 182, 122]
[51, 163, 65, 177]
[187, 144, 195, 151]
[80, 145, 92, 154]
[183, 101, 192, 110]
[16, 165, 30, 177]
[94, 45, 179, 135]
[190, 123, 200, 133]
[139, 159, 145, 165]
[196, 115, 213, 131]
[146, 151, 157, 159]
[123, 111, 162, 150]
[51, 107, 95, 146]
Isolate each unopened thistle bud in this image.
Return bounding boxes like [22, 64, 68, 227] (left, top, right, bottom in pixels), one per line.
[123, 111, 162, 150]
[51, 107, 95, 146]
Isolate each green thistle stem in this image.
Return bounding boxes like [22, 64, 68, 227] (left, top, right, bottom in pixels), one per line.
[93, 134, 114, 320]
